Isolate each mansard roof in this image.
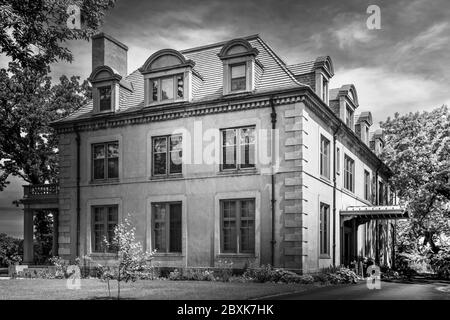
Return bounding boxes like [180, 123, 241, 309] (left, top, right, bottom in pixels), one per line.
[55, 34, 303, 123]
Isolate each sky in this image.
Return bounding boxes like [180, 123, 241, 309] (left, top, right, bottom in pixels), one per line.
[1, 0, 450, 237]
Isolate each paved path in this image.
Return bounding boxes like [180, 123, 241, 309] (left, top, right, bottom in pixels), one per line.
[266, 279, 450, 300]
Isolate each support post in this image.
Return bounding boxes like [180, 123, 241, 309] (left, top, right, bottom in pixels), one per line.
[23, 207, 34, 264]
[52, 210, 59, 257]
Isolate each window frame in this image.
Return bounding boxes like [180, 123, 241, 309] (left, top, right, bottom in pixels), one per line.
[346, 105, 354, 129]
[320, 135, 330, 179]
[319, 202, 330, 256]
[91, 141, 119, 181]
[343, 154, 355, 193]
[152, 134, 183, 177]
[220, 198, 255, 254]
[364, 170, 371, 201]
[98, 85, 112, 112]
[151, 202, 182, 254]
[91, 205, 118, 253]
[229, 63, 247, 92]
[149, 73, 184, 104]
[336, 147, 341, 175]
[220, 126, 256, 171]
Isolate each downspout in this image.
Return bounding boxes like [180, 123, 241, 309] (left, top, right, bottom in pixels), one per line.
[75, 128, 81, 259]
[375, 164, 380, 264]
[332, 123, 342, 267]
[270, 97, 277, 267]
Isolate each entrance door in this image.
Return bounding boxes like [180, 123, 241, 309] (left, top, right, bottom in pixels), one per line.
[343, 226, 353, 266]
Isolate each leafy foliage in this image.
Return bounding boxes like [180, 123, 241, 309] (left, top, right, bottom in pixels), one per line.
[0, 63, 91, 190]
[380, 106, 450, 254]
[0, 233, 23, 267]
[0, 0, 116, 72]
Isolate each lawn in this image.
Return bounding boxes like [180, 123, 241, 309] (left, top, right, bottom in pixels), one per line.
[0, 278, 324, 300]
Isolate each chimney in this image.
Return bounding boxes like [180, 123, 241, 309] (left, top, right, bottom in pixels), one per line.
[92, 33, 128, 77]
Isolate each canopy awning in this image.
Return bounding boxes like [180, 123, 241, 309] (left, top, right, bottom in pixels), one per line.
[340, 205, 408, 220]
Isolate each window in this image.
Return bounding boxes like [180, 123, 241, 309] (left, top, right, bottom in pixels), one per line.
[320, 135, 330, 179]
[319, 203, 330, 256]
[322, 78, 328, 102]
[230, 64, 246, 91]
[364, 170, 371, 201]
[99, 86, 112, 111]
[91, 205, 118, 253]
[221, 126, 255, 170]
[221, 199, 255, 254]
[150, 74, 184, 103]
[365, 126, 370, 145]
[378, 181, 384, 205]
[152, 135, 183, 176]
[92, 142, 119, 180]
[152, 202, 182, 253]
[344, 154, 355, 192]
[346, 105, 354, 129]
[336, 147, 341, 174]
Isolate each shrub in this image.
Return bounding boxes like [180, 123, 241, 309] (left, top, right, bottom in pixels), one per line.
[429, 248, 450, 279]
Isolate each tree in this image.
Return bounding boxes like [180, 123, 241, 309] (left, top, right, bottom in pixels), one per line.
[0, 62, 91, 190]
[380, 105, 450, 254]
[0, 0, 116, 73]
[103, 213, 155, 299]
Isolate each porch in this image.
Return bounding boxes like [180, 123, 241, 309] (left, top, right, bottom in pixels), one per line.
[22, 184, 59, 264]
[340, 205, 408, 267]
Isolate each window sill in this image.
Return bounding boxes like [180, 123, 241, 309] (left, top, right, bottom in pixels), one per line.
[218, 168, 258, 176]
[150, 174, 183, 181]
[319, 175, 331, 184]
[223, 90, 252, 97]
[89, 179, 120, 185]
[92, 110, 114, 117]
[153, 253, 184, 258]
[319, 254, 331, 259]
[145, 99, 187, 108]
[217, 253, 256, 258]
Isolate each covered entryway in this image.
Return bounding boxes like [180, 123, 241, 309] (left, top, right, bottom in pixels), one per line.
[22, 184, 59, 264]
[340, 206, 408, 267]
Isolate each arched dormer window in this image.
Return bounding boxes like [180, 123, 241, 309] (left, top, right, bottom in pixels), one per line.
[313, 56, 334, 104]
[88, 66, 124, 113]
[139, 49, 195, 106]
[218, 39, 259, 95]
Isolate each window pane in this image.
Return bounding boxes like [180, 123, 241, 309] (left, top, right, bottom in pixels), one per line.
[231, 64, 246, 78]
[107, 143, 119, 158]
[176, 75, 184, 98]
[170, 135, 182, 174]
[222, 201, 237, 253]
[99, 86, 111, 111]
[240, 128, 255, 168]
[107, 143, 119, 179]
[169, 203, 182, 252]
[161, 77, 174, 100]
[153, 137, 167, 175]
[222, 130, 236, 169]
[151, 79, 158, 101]
[240, 200, 255, 253]
[93, 159, 105, 180]
[231, 78, 246, 91]
[153, 204, 166, 252]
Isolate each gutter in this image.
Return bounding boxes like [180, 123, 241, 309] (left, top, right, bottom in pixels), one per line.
[332, 123, 342, 267]
[75, 128, 81, 259]
[270, 97, 277, 266]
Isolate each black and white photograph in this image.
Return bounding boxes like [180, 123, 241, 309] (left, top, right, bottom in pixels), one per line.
[0, 0, 450, 309]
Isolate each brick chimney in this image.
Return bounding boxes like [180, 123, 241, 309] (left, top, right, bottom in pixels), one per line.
[92, 33, 128, 77]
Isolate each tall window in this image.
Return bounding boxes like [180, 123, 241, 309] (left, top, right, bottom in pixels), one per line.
[322, 79, 328, 103]
[221, 126, 255, 170]
[92, 142, 119, 180]
[92, 205, 118, 253]
[346, 105, 354, 129]
[150, 74, 184, 103]
[230, 64, 246, 91]
[364, 170, 371, 201]
[319, 203, 330, 255]
[320, 135, 330, 179]
[344, 154, 355, 192]
[221, 199, 255, 254]
[152, 135, 183, 176]
[336, 147, 341, 174]
[99, 86, 112, 111]
[152, 202, 182, 253]
[378, 181, 384, 205]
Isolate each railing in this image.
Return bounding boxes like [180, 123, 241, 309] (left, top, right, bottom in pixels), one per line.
[23, 184, 59, 198]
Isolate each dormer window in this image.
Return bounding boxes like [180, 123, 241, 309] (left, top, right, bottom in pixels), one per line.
[99, 86, 112, 111]
[218, 38, 259, 95]
[346, 105, 354, 128]
[139, 49, 196, 106]
[230, 64, 246, 92]
[322, 78, 328, 103]
[150, 74, 184, 103]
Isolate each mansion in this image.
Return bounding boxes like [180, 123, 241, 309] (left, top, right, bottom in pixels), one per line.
[22, 33, 407, 273]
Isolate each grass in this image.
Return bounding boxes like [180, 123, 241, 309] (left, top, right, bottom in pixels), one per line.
[0, 278, 324, 300]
